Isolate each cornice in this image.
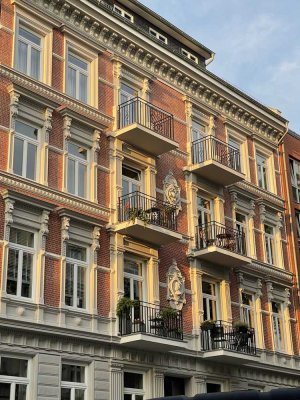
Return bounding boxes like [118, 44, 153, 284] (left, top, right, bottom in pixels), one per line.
[22, 0, 287, 144]
[0, 172, 110, 220]
[241, 261, 293, 284]
[0, 65, 113, 128]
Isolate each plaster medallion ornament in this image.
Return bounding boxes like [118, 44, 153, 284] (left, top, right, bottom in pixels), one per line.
[163, 170, 182, 215]
[167, 260, 186, 310]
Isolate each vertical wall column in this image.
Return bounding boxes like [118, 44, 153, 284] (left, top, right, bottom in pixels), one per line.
[220, 280, 232, 324]
[153, 369, 165, 398]
[190, 375, 206, 396]
[190, 259, 203, 337]
[110, 363, 124, 400]
[148, 257, 160, 305]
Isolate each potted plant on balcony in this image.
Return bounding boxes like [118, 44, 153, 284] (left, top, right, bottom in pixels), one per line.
[158, 307, 178, 337]
[132, 318, 146, 333]
[127, 207, 150, 226]
[117, 297, 140, 335]
[201, 320, 216, 331]
[233, 320, 249, 333]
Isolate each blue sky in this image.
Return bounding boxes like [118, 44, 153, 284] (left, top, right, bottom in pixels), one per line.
[139, 0, 300, 132]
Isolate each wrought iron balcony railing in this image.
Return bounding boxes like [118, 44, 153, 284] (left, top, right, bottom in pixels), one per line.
[118, 97, 174, 140]
[201, 320, 256, 355]
[118, 191, 177, 231]
[119, 301, 183, 340]
[195, 221, 247, 255]
[192, 136, 241, 171]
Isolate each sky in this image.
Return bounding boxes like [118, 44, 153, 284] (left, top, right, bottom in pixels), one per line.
[139, 0, 300, 132]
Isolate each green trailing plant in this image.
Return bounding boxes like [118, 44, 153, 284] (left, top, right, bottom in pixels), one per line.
[128, 207, 150, 226]
[201, 320, 216, 331]
[159, 307, 178, 320]
[116, 297, 139, 317]
[233, 320, 249, 332]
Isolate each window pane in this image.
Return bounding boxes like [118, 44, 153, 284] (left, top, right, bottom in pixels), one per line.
[26, 143, 37, 180]
[0, 358, 28, 377]
[65, 263, 74, 307]
[0, 382, 10, 400]
[67, 158, 76, 194]
[61, 388, 71, 400]
[15, 384, 27, 400]
[122, 166, 140, 181]
[121, 83, 137, 97]
[77, 266, 86, 308]
[66, 245, 86, 261]
[78, 163, 86, 198]
[79, 73, 88, 103]
[67, 66, 76, 98]
[68, 53, 88, 71]
[13, 137, 24, 176]
[75, 389, 85, 400]
[10, 228, 34, 247]
[62, 364, 85, 383]
[7, 248, 19, 295]
[15, 121, 38, 140]
[124, 372, 143, 389]
[17, 41, 28, 73]
[30, 47, 40, 80]
[19, 27, 41, 45]
[21, 252, 32, 298]
[68, 143, 87, 160]
[124, 261, 141, 276]
[124, 277, 131, 298]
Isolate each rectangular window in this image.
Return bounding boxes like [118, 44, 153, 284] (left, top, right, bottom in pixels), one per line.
[271, 302, 283, 351]
[256, 153, 268, 190]
[290, 158, 300, 203]
[296, 211, 300, 248]
[202, 281, 218, 321]
[67, 51, 88, 103]
[16, 25, 41, 80]
[149, 28, 168, 44]
[113, 5, 134, 22]
[181, 48, 198, 64]
[228, 137, 241, 171]
[264, 224, 275, 265]
[65, 244, 87, 309]
[0, 357, 29, 400]
[61, 364, 87, 400]
[122, 165, 141, 196]
[235, 213, 247, 254]
[124, 372, 144, 400]
[241, 292, 254, 328]
[67, 142, 88, 198]
[13, 120, 39, 181]
[7, 227, 35, 298]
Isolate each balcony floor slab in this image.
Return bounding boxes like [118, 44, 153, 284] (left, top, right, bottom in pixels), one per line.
[115, 123, 178, 156]
[120, 333, 186, 351]
[194, 246, 251, 267]
[202, 349, 258, 364]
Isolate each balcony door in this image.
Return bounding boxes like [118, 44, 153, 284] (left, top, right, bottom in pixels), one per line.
[192, 120, 206, 164]
[197, 196, 212, 247]
[120, 83, 138, 126]
[235, 212, 247, 255]
[241, 292, 255, 328]
[202, 281, 219, 322]
[124, 258, 145, 321]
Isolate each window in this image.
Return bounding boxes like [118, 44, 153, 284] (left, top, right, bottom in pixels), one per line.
[290, 158, 300, 203]
[296, 211, 300, 247]
[124, 259, 144, 301]
[13, 120, 39, 181]
[149, 28, 168, 44]
[206, 383, 221, 393]
[256, 153, 268, 190]
[241, 292, 254, 328]
[67, 51, 88, 103]
[264, 224, 275, 265]
[16, 25, 41, 80]
[7, 227, 35, 299]
[228, 137, 241, 170]
[67, 142, 88, 198]
[65, 244, 87, 309]
[197, 196, 211, 227]
[202, 281, 218, 321]
[271, 302, 283, 351]
[0, 357, 29, 400]
[164, 376, 185, 396]
[113, 5, 134, 22]
[191, 120, 206, 142]
[120, 83, 138, 104]
[61, 364, 86, 400]
[235, 213, 247, 254]
[124, 372, 144, 400]
[122, 165, 142, 196]
[181, 48, 198, 64]
[119, 83, 138, 126]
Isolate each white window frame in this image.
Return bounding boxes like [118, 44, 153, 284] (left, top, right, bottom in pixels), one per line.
[15, 22, 42, 80]
[66, 50, 89, 103]
[241, 292, 255, 328]
[181, 48, 198, 64]
[264, 224, 275, 265]
[113, 5, 134, 22]
[67, 142, 89, 199]
[12, 119, 40, 182]
[202, 280, 219, 321]
[290, 158, 300, 203]
[296, 211, 300, 246]
[65, 244, 89, 310]
[122, 165, 143, 196]
[271, 302, 284, 352]
[235, 212, 248, 255]
[256, 153, 268, 190]
[6, 227, 36, 300]
[0, 356, 30, 400]
[124, 257, 145, 303]
[61, 363, 87, 400]
[149, 28, 168, 44]
[124, 371, 145, 400]
[197, 195, 212, 227]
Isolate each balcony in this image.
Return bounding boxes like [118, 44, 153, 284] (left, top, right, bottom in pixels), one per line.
[119, 301, 186, 351]
[115, 97, 178, 156]
[194, 221, 251, 267]
[201, 320, 257, 363]
[116, 191, 182, 246]
[185, 136, 245, 186]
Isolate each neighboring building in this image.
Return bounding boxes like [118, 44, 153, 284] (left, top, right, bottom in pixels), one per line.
[0, 0, 299, 399]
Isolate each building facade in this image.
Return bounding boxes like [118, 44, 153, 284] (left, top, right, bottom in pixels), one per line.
[0, 0, 299, 399]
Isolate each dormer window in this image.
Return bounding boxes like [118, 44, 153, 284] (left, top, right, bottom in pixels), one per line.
[182, 49, 198, 64]
[149, 28, 168, 44]
[113, 5, 134, 22]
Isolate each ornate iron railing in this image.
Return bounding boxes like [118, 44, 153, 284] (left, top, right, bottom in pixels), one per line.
[119, 301, 183, 340]
[118, 97, 174, 140]
[118, 191, 177, 231]
[192, 136, 241, 171]
[201, 320, 256, 355]
[195, 221, 247, 255]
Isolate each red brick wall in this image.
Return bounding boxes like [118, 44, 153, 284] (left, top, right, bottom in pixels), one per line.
[44, 258, 61, 307]
[52, 29, 64, 91]
[0, 0, 14, 66]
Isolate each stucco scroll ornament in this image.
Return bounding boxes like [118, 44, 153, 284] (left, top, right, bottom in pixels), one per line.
[167, 260, 186, 310]
[163, 170, 182, 215]
[4, 198, 15, 241]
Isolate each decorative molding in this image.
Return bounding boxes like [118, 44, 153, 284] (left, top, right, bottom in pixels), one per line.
[44, 107, 53, 142]
[163, 170, 182, 215]
[92, 226, 101, 261]
[40, 210, 50, 249]
[63, 115, 72, 142]
[167, 260, 186, 310]
[235, 181, 285, 209]
[9, 90, 20, 130]
[242, 261, 293, 284]
[266, 280, 274, 302]
[61, 216, 70, 246]
[4, 198, 15, 241]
